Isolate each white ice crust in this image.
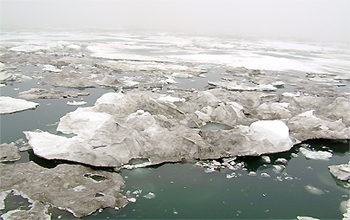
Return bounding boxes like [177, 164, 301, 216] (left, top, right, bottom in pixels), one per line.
[0, 96, 39, 114]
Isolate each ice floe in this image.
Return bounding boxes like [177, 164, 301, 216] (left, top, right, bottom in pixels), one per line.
[329, 163, 350, 186]
[0, 96, 39, 114]
[0, 161, 127, 218]
[18, 88, 89, 99]
[0, 143, 21, 162]
[299, 148, 333, 160]
[22, 87, 350, 168]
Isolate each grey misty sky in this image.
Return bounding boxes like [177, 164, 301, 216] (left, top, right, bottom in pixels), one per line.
[1, 0, 349, 43]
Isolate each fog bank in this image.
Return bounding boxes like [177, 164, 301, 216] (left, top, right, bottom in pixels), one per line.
[1, 0, 349, 43]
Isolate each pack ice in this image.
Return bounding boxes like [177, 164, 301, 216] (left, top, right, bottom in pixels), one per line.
[24, 90, 294, 168]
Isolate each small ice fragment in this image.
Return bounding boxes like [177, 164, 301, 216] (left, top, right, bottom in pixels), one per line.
[276, 158, 288, 164]
[273, 165, 285, 173]
[300, 148, 333, 160]
[305, 185, 324, 195]
[205, 168, 216, 173]
[127, 198, 136, 203]
[143, 192, 156, 199]
[247, 171, 257, 176]
[73, 185, 86, 192]
[276, 176, 283, 181]
[261, 155, 271, 163]
[67, 100, 87, 106]
[226, 173, 237, 179]
[43, 65, 62, 72]
[296, 216, 320, 220]
[261, 172, 271, 177]
[132, 189, 142, 195]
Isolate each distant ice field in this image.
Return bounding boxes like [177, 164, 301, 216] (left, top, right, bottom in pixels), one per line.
[1, 31, 349, 77]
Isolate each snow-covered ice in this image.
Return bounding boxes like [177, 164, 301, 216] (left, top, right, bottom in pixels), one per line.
[0, 96, 39, 114]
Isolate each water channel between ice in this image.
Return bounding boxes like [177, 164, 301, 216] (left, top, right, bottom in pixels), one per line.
[0, 32, 349, 219]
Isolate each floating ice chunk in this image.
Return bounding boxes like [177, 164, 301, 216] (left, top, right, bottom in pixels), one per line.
[67, 100, 87, 106]
[0, 72, 11, 81]
[43, 65, 62, 72]
[297, 216, 320, 220]
[143, 192, 156, 199]
[247, 171, 257, 176]
[304, 185, 324, 195]
[205, 168, 216, 173]
[261, 155, 271, 163]
[272, 81, 285, 87]
[261, 172, 271, 177]
[282, 92, 301, 97]
[127, 198, 137, 203]
[249, 120, 293, 154]
[341, 199, 350, 220]
[172, 72, 192, 78]
[226, 173, 237, 179]
[121, 76, 139, 87]
[276, 158, 288, 164]
[132, 189, 142, 195]
[0, 96, 39, 114]
[300, 148, 333, 160]
[329, 163, 350, 182]
[273, 165, 286, 173]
